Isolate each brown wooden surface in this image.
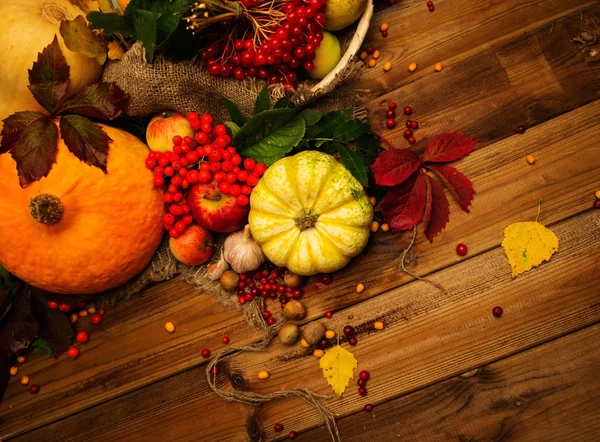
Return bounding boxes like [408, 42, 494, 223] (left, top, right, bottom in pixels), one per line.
[2, 0, 600, 440]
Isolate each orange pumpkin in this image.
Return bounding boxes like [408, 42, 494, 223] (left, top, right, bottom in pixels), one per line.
[0, 122, 165, 294]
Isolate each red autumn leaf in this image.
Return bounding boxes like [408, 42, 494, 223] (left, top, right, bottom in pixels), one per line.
[423, 175, 433, 232]
[381, 173, 427, 231]
[421, 131, 477, 163]
[424, 175, 450, 241]
[372, 148, 422, 186]
[59, 115, 111, 172]
[427, 164, 475, 212]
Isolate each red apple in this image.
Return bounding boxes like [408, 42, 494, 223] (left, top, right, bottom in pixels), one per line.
[146, 111, 195, 152]
[188, 181, 249, 233]
[169, 224, 214, 266]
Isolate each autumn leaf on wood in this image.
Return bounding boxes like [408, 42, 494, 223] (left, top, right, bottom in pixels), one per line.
[372, 148, 422, 186]
[421, 131, 477, 163]
[373, 131, 477, 240]
[60, 15, 108, 65]
[501, 206, 559, 277]
[381, 173, 428, 231]
[319, 345, 358, 396]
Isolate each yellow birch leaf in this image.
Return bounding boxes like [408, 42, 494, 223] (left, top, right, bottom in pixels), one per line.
[319, 345, 358, 396]
[502, 221, 559, 277]
[108, 40, 126, 60]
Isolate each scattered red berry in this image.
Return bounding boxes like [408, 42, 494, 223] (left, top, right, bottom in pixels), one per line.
[324, 311, 333, 319]
[364, 403, 374, 412]
[47, 301, 58, 309]
[516, 125, 526, 134]
[59, 304, 71, 312]
[492, 306, 503, 318]
[358, 378, 367, 387]
[201, 348, 211, 358]
[428, 4, 435, 11]
[382, 30, 388, 38]
[288, 431, 297, 440]
[386, 118, 396, 129]
[343, 325, 354, 336]
[388, 101, 396, 109]
[76, 331, 89, 344]
[366, 45, 374, 54]
[274, 423, 284, 432]
[67, 347, 80, 360]
[358, 387, 367, 396]
[405, 120, 412, 128]
[403, 106, 413, 115]
[349, 337, 358, 346]
[97, 308, 105, 316]
[410, 121, 419, 129]
[359, 370, 370, 380]
[386, 109, 395, 118]
[595, 200, 600, 209]
[403, 129, 413, 138]
[267, 317, 276, 326]
[91, 314, 103, 325]
[29, 384, 40, 394]
[456, 243, 468, 256]
[407, 136, 416, 144]
[221, 336, 230, 344]
[320, 274, 333, 285]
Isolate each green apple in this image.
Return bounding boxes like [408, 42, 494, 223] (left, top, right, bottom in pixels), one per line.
[324, 0, 368, 31]
[309, 31, 342, 81]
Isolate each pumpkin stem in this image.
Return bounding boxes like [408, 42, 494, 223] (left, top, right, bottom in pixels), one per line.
[294, 209, 319, 231]
[29, 194, 64, 225]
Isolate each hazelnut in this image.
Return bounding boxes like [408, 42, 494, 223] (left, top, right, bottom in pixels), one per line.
[278, 323, 300, 345]
[302, 322, 326, 345]
[283, 300, 306, 321]
[220, 270, 240, 291]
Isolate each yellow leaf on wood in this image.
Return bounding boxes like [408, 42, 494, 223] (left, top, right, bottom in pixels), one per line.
[502, 221, 559, 277]
[319, 345, 357, 396]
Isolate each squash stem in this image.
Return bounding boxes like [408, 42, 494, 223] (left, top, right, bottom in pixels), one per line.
[294, 209, 319, 231]
[29, 194, 63, 225]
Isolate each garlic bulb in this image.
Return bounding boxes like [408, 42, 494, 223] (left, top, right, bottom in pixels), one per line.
[223, 225, 265, 273]
[207, 255, 229, 280]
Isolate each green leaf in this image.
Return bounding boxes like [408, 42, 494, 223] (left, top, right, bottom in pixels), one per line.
[87, 12, 134, 37]
[60, 115, 112, 172]
[0, 111, 48, 154]
[220, 98, 246, 127]
[11, 119, 59, 187]
[254, 88, 270, 115]
[126, 0, 189, 47]
[299, 109, 322, 126]
[60, 15, 107, 65]
[334, 119, 370, 143]
[234, 108, 297, 150]
[274, 95, 292, 109]
[59, 82, 129, 120]
[32, 337, 54, 357]
[307, 109, 350, 139]
[27, 36, 70, 114]
[241, 115, 306, 166]
[133, 9, 159, 63]
[355, 134, 380, 163]
[225, 121, 241, 138]
[334, 141, 369, 187]
[315, 139, 328, 148]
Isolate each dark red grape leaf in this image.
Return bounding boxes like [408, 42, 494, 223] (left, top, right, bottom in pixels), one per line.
[0, 111, 48, 154]
[60, 115, 111, 172]
[428, 164, 475, 212]
[423, 175, 433, 232]
[31, 291, 74, 358]
[0, 287, 38, 361]
[10, 119, 59, 187]
[381, 173, 427, 231]
[58, 82, 129, 121]
[372, 148, 422, 186]
[424, 175, 451, 241]
[27, 36, 70, 114]
[421, 131, 477, 163]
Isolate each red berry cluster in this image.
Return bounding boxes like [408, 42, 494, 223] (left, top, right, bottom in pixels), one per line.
[386, 102, 421, 145]
[145, 112, 266, 239]
[201, 0, 328, 87]
[343, 324, 358, 346]
[427, 1, 435, 12]
[357, 370, 370, 396]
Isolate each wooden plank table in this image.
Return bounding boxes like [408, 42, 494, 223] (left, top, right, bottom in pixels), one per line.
[2, 0, 600, 440]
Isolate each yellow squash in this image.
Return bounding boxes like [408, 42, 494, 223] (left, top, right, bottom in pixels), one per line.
[248, 151, 373, 275]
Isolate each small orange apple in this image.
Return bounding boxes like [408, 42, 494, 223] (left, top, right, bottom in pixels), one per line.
[146, 111, 195, 152]
[169, 224, 214, 266]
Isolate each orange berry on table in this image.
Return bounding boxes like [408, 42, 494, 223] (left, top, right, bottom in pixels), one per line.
[16, 355, 26, 363]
